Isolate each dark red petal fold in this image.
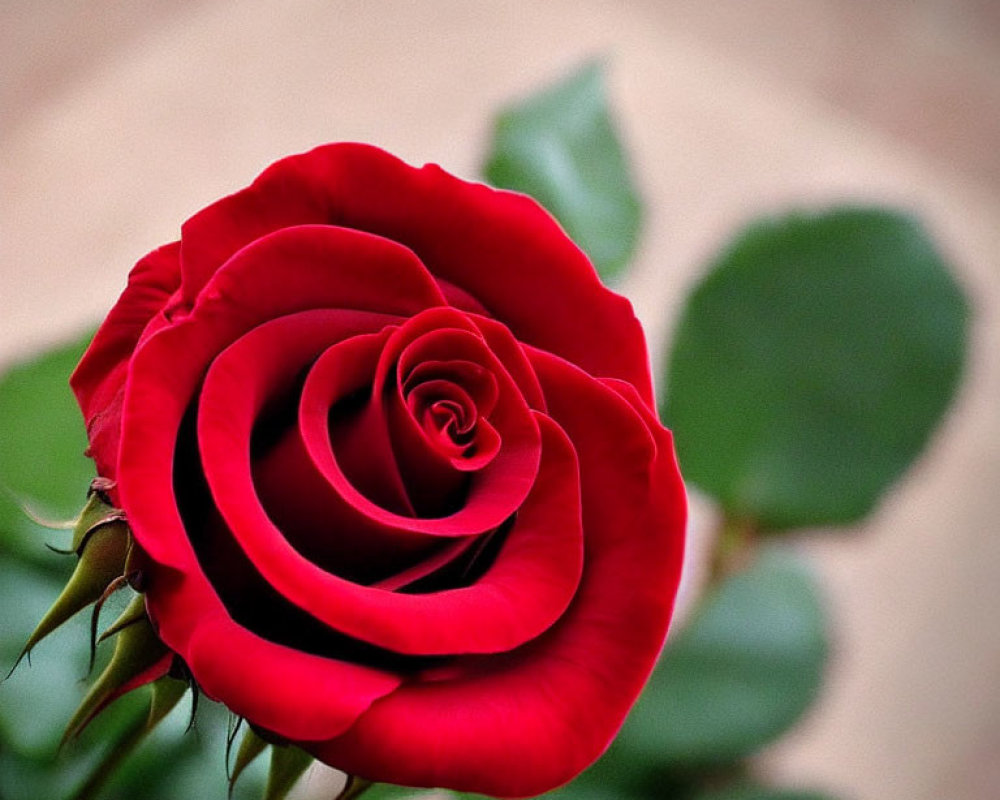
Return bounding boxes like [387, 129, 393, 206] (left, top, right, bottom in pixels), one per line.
[119, 222, 445, 563]
[145, 568, 402, 741]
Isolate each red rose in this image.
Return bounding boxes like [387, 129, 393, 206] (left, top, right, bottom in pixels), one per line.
[70, 143, 686, 797]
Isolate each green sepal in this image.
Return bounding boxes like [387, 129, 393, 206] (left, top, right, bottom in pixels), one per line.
[19, 518, 130, 661]
[71, 481, 124, 553]
[264, 744, 313, 800]
[98, 591, 148, 644]
[146, 673, 189, 730]
[230, 725, 269, 797]
[61, 606, 171, 745]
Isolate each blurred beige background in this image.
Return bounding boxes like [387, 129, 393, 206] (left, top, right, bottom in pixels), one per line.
[2, 2, 999, 799]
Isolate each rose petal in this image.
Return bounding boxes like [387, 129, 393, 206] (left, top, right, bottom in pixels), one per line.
[118, 221, 445, 569]
[435, 277, 492, 315]
[308, 351, 685, 798]
[249, 329, 445, 578]
[144, 566, 402, 741]
[187, 223, 447, 323]
[120, 312, 407, 742]
[467, 314, 547, 412]
[297, 309, 542, 538]
[71, 242, 181, 478]
[200, 366, 582, 654]
[382, 326, 527, 512]
[402, 363, 498, 423]
[177, 143, 653, 403]
[194, 313, 425, 580]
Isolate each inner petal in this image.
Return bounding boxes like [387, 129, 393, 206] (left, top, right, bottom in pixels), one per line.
[250, 329, 444, 580]
[196, 312, 445, 584]
[202, 399, 584, 655]
[193, 314, 501, 597]
[406, 381, 485, 448]
[300, 308, 543, 529]
[401, 359, 499, 418]
[401, 357, 500, 462]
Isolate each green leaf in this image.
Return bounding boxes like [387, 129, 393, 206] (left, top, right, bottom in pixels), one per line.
[692, 786, 838, 800]
[662, 207, 968, 530]
[483, 59, 642, 282]
[62, 676, 188, 800]
[540, 779, 640, 800]
[0, 333, 95, 565]
[615, 549, 828, 770]
[350, 784, 424, 800]
[0, 559, 93, 755]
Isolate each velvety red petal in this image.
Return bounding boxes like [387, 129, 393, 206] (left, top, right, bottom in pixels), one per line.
[118, 219, 444, 558]
[178, 167, 324, 307]
[195, 313, 427, 579]
[143, 566, 402, 741]
[370, 314, 535, 512]
[467, 314, 547, 412]
[296, 309, 542, 541]
[201, 341, 582, 654]
[119, 321, 405, 740]
[186, 223, 447, 324]
[246, 328, 435, 576]
[119, 319, 408, 740]
[118, 224, 450, 641]
[370, 534, 479, 592]
[70, 242, 181, 477]
[308, 351, 685, 797]
[435, 277, 492, 315]
[176, 143, 653, 403]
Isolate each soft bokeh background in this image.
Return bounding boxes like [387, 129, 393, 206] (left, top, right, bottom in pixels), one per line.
[1, 2, 998, 799]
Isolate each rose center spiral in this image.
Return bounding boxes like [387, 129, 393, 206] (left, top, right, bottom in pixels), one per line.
[400, 359, 500, 464]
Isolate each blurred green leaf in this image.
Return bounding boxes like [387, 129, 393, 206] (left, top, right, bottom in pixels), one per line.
[539, 777, 641, 800]
[483, 59, 642, 282]
[0, 559, 92, 755]
[0, 555, 158, 800]
[614, 549, 828, 771]
[692, 786, 837, 800]
[0, 333, 95, 565]
[95, 696, 267, 800]
[662, 207, 968, 530]
[356, 785, 423, 800]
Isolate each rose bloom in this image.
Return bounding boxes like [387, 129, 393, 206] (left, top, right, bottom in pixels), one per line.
[70, 144, 686, 797]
